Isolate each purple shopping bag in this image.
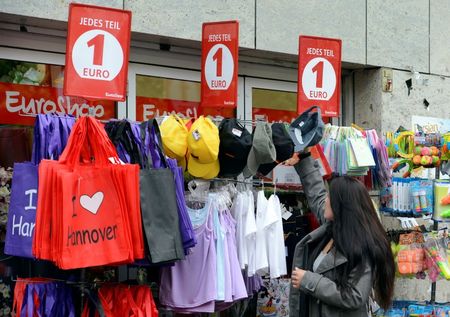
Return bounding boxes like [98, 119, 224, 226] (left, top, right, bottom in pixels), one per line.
[4, 162, 38, 258]
[4, 115, 75, 258]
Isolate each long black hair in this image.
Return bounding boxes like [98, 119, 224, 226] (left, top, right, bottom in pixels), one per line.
[329, 176, 395, 310]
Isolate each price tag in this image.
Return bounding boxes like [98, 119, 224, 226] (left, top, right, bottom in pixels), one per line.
[298, 36, 341, 117]
[64, 3, 131, 101]
[201, 21, 239, 109]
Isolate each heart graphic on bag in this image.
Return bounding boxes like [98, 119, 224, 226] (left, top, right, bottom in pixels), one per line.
[80, 192, 104, 215]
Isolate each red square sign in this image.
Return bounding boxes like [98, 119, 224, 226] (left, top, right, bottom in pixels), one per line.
[297, 36, 341, 117]
[64, 3, 131, 101]
[201, 21, 239, 109]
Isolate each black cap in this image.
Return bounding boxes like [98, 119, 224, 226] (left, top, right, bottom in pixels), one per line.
[258, 123, 294, 176]
[218, 119, 252, 177]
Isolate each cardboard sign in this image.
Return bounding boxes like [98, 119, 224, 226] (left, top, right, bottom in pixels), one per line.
[64, 3, 131, 101]
[136, 96, 235, 121]
[0, 82, 116, 126]
[201, 21, 239, 109]
[297, 36, 341, 117]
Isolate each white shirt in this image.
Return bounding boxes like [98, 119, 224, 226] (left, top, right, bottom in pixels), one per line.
[266, 194, 287, 279]
[231, 192, 247, 270]
[244, 191, 257, 276]
[255, 190, 269, 275]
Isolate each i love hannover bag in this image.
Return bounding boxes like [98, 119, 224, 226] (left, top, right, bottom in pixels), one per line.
[33, 116, 144, 269]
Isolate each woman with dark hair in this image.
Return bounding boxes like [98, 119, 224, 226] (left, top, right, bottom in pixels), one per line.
[285, 150, 395, 317]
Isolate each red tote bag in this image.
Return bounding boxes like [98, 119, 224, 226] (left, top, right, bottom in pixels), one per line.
[88, 118, 144, 260]
[35, 117, 141, 269]
[57, 117, 134, 269]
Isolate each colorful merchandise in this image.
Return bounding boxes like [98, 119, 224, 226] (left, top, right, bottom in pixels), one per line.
[366, 129, 392, 188]
[83, 285, 158, 317]
[32, 116, 144, 269]
[12, 278, 75, 317]
[320, 125, 376, 176]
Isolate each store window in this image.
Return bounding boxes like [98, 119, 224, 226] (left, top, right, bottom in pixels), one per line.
[247, 78, 334, 125]
[135, 74, 235, 121]
[252, 88, 298, 123]
[0, 58, 117, 126]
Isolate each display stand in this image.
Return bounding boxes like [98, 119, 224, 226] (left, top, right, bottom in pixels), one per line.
[430, 165, 441, 304]
[430, 219, 439, 304]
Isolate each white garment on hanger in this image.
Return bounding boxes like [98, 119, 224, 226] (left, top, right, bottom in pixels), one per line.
[255, 190, 270, 275]
[266, 194, 287, 279]
[231, 192, 247, 270]
[244, 191, 257, 277]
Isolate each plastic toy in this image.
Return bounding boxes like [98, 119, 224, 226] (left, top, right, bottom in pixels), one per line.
[425, 246, 450, 280]
[394, 131, 415, 159]
[421, 147, 431, 156]
[441, 194, 450, 205]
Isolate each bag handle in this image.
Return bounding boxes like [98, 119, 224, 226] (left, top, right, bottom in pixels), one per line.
[86, 117, 121, 164]
[111, 120, 142, 165]
[140, 119, 168, 169]
[59, 117, 116, 168]
[12, 279, 27, 316]
[59, 114, 75, 151]
[31, 114, 49, 165]
[25, 283, 45, 317]
[82, 288, 107, 317]
[47, 115, 63, 160]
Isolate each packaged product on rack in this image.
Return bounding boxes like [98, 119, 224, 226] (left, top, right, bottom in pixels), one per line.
[410, 179, 433, 215]
[396, 232, 426, 276]
[320, 125, 376, 176]
[380, 178, 433, 216]
[366, 129, 392, 188]
[434, 180, 450, 219]
[423, 234, 450, 280]
[32, 116, 144, 269]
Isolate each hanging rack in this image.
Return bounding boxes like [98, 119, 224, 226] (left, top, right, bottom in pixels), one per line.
[17, 108, 110, 123]
[18, 112, 76, 119]
[11, 276, 80, 284]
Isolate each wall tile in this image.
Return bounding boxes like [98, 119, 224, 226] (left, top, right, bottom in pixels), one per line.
[367, 0, 429, 72]
[256, 0, 366, 64]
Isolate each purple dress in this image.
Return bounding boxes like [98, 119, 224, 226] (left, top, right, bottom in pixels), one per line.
[159, 199, 217, 313]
